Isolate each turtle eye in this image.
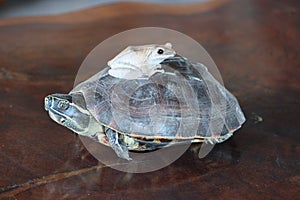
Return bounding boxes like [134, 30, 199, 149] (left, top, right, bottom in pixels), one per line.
[60, 118, 66, 124]
[58, 100, 69, 110]
[157, 49, 164, 55]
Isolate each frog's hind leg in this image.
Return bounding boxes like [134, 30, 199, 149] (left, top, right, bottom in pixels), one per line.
[105, 128, 132, 161]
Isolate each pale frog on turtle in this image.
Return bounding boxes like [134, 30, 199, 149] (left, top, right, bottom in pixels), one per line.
[108, 43, 176, 80]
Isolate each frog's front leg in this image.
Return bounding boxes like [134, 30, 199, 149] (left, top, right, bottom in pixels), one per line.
[145, 64, 165, 77]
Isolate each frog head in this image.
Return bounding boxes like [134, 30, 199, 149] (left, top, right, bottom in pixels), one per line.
[146, 43, 176, 64]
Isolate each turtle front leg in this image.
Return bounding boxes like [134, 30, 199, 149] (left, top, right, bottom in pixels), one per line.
[105, 128, 132, 161]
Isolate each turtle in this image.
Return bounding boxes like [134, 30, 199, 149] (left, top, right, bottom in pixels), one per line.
[44, 43, 245, 160]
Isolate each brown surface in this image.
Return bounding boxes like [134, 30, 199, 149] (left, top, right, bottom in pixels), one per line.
[0, 0, 299, 199]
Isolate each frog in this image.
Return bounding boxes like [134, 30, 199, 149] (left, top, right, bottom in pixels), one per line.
[108, 43, 176, 80]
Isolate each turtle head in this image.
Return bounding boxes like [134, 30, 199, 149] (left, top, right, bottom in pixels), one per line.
[44, 93, 91, 135]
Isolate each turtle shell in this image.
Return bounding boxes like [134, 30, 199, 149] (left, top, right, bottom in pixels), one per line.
[71, 56, 245, 141]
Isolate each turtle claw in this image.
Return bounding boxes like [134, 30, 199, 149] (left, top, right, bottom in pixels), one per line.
[106, 128, 132, 161]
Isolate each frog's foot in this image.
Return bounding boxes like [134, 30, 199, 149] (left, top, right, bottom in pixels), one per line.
[105, 128, 132, 161]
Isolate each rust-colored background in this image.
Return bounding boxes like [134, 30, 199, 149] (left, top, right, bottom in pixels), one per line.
[0, 0, 299, 199]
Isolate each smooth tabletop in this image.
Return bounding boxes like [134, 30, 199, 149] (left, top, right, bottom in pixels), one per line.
[0, 0, 299, 199]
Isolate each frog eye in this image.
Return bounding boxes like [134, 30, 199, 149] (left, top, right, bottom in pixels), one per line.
[58, 100, 69, 110]
[157, 49, 164, 54]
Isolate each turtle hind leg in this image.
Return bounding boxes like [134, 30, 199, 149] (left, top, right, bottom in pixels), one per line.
[204, 132, 233, 144]
[105, 128, 132, 161]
